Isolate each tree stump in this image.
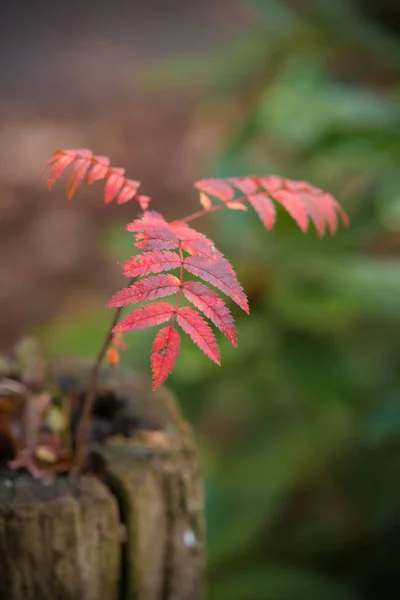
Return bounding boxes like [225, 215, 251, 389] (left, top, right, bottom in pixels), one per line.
[0, 474, 120, 600]
[0, 359, 205, 600]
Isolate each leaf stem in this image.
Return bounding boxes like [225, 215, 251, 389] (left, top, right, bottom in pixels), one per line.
[181, 196, 247, 224]
[171, 244, 184, 323]
[71, 278, 134, 476]
[180, 203, 226, 223]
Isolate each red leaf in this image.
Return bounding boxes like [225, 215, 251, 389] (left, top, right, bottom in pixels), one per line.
[260, 176, 348, 236]
[273, 189, 309, 233]
[86, 155, 110, 184]
[258, 175, 282, 195]
[228, 176, 259, 195]
[123, 251, 181, 278]
[317, 192, 338, 236]
[182, 281, 237, 346]
[107, 274, 180, 307]
[151, 326, 180, 389]
[104, 168, 125, 204]
[112, 332, 128, 350]
[127, 211, 173, 235]
[199, 192, 212, 210]
[117, 179, 140, 205]
[283, 181, 330, 237]
[113, 302, 175, 333]
[170, 221, 224, 260]
[42, 149, 148, 209]
[311, 190, 349, 236]
[134, 232, 179, 252]
[106, 347, 120, 367]
[42, 149, 77, 189]
[137, 195, 151, 211]
[184, 255, 249, 314]
[66, 158, 91, 199]
[247, 192, 276, 230]
[195, 179, 234, 202]
[176, 306, 220, 364]
[127, 212, 177, 247]
[226, 201, 248, 211]
[195, 176, 348, 236]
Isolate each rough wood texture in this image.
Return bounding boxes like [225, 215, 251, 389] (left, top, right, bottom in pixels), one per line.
[98, 421, 205, 600]
[0, 359, 205, 600]
[0, 474, 120, 600]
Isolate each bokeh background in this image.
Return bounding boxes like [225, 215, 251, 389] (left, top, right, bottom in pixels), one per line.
[1, 1, 400, 598]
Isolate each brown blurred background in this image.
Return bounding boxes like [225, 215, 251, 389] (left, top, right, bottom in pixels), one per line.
[0, 0, 227, 347]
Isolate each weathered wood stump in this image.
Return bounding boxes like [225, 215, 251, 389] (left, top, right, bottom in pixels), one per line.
[0, 359, 205, 600]
[0, 474, 120, 600]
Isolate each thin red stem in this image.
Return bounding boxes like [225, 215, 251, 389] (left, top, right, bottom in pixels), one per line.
[180, 196, 247, 224]
[180, 203, 226, 223]
[71, 277, 134, 476]
[171, 244, 184, 324]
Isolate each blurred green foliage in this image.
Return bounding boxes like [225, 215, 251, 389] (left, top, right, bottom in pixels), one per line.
[42, 1, 400, 598]
[150, 2, 400, 598]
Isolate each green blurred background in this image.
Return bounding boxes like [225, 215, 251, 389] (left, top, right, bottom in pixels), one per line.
[2, 0, 400, 598]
